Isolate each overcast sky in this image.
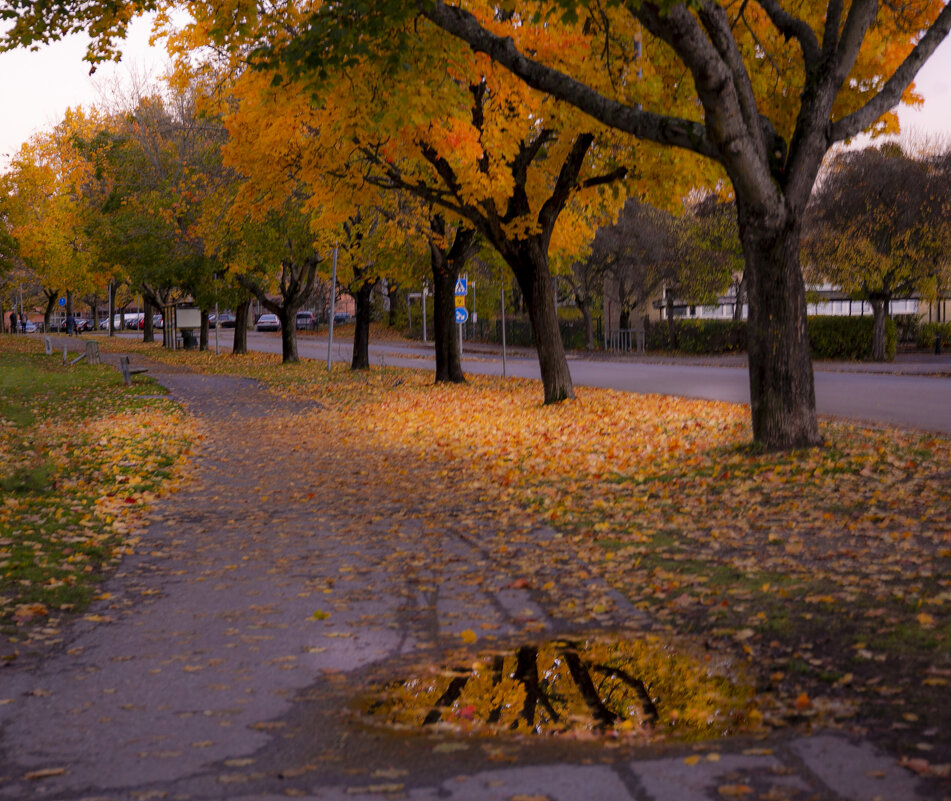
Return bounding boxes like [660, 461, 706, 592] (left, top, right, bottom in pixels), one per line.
[1, 15, 950, 168]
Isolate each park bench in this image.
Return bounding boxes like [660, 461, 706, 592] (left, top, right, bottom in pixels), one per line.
[119, 355, 148, 386]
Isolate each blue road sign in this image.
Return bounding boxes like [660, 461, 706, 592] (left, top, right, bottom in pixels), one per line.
[58, 297, 66, 306]
[454, 307, 469, 324]
[454, 276, 467, 296]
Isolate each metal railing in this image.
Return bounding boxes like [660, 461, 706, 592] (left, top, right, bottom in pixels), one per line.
[605, 328, 645, 354]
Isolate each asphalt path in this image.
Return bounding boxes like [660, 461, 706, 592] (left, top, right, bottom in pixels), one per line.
[163, 329, 951, 435]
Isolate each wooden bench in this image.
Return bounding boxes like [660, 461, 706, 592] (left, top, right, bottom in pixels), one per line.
[119, 355, 149, 386]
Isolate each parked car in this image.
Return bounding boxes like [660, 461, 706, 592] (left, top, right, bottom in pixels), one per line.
[136, 314, 163, 329]
[74, 318, 91, 332]
[333, 312, 350, 325]
[21, 320, 38, 333]
[296, 311, 315, 330]
[255, 313, 280, 332]
[209, 312, 236, 328]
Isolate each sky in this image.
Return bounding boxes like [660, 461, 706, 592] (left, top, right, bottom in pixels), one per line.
[1, 15, 950, 168]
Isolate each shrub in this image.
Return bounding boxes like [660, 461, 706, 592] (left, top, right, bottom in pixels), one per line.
[807, 315, 896, 361]
[893, 314, 922, 344]
[918, 322, 951, 351]
[644, 319, 747, 354]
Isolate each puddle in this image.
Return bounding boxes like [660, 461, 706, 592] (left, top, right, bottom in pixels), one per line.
[361, 633, 761, 741]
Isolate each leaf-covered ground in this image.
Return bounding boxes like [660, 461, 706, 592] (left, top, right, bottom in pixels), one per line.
[16, 336, 951, 772]
[0, 338, 196, 648]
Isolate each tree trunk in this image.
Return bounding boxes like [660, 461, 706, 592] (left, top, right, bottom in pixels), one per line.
[43, 290, 57, 334]
[665, 293, 676, 350]
[277, 307, 299, 363]
[143, 298, 155, 343]
[579, 299, 595, 350]
[199, 309, 209, 351]
[232, 297, 251, 355]
[619, 307, 632, 331]
[508, 241, 574, 403]
[870, 297, 887, 362]
[741, 214, 821, 450]
[430, 245, 465, 384]
[108, 283, 118, 337]
[733, 275, 746, 322]
[351, 280, 375, 370]
[387, 281, 401, 328]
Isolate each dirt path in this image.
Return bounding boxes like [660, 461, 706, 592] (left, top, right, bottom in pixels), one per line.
[0, 366, 943, 800]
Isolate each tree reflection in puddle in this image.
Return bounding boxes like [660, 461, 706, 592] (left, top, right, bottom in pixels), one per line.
[363, 633, 760, 741]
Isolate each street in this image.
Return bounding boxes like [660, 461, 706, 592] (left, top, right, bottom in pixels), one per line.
[197, 329, 951, 436]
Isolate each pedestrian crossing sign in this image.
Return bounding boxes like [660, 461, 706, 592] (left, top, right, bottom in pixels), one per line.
[454, 277, 467, 296]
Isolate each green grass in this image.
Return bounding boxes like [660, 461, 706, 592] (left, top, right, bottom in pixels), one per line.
[0, 344, 193, 638]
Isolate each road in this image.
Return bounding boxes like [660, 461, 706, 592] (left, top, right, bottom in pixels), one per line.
[179, 329, 951, 435]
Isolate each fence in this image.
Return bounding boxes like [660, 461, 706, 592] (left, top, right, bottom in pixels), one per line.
[605, 328, 645, 354]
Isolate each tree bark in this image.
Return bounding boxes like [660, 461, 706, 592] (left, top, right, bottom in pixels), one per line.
[431, 252, 464, 383]
[507, 240, 574, 403]
[199, 309, 209, 351]
[277, 307, 299, 363]
[387, 281, 401, 328]
[143, 298, 155, 343]
[619, 307, 632, 331]
[579, 299, 595, 350]
[429, 221, 475, 383]
[351, 280, 375, 370]
[870, 296, 887, 362]
[232, 297, 251, 355]
[42, 289, 57, 333]
[665, 293, 676, 350]
[741, 210, 822, 449]
[108, 282, 118, 337]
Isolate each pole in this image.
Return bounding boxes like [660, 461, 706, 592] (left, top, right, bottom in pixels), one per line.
[458, 321, 463, 358]
[213, 273, 220, 356]
[327, 245, 338, 371]
[422, 284, 427, 344]
[500, 286, 507, 378]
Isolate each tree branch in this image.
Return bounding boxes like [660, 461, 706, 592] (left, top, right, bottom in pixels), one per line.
[831, 1, 951, 142]
[418, 0, 716, 159]
[753, 0, 821, 67]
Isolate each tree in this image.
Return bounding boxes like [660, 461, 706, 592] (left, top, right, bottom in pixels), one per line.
[1, 109, 106, 330]
[805, 144, 951, 360]
[399, 0, 951, 448]
[597, 199, 679, 333]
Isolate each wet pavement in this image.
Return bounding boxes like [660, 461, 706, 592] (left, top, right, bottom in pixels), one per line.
[1, 359, 948, 800]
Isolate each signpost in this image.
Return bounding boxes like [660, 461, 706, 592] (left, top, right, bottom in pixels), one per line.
[454, 275, 468, 356]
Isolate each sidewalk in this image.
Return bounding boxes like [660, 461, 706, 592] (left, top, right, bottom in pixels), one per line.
[1, 362, 946, 800]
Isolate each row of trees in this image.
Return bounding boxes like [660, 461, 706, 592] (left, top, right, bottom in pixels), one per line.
[2, 0, 950, 451]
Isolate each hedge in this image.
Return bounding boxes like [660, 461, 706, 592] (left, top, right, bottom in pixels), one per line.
[918, 322, 951, 351]
[807, 315, 896, 361]
[644, 319, 746, 354]
[642, 316, 896, 360]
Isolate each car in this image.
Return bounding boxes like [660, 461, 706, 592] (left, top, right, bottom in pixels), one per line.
[136, 314, 163, 329]
[255, 313, 280, 332]
[210, 312, 236, 329]
[296, 311, 315, 330]
[333, 312, 350, 325]
[21, 320, 38, 333]
[74, 318, 91, 332]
